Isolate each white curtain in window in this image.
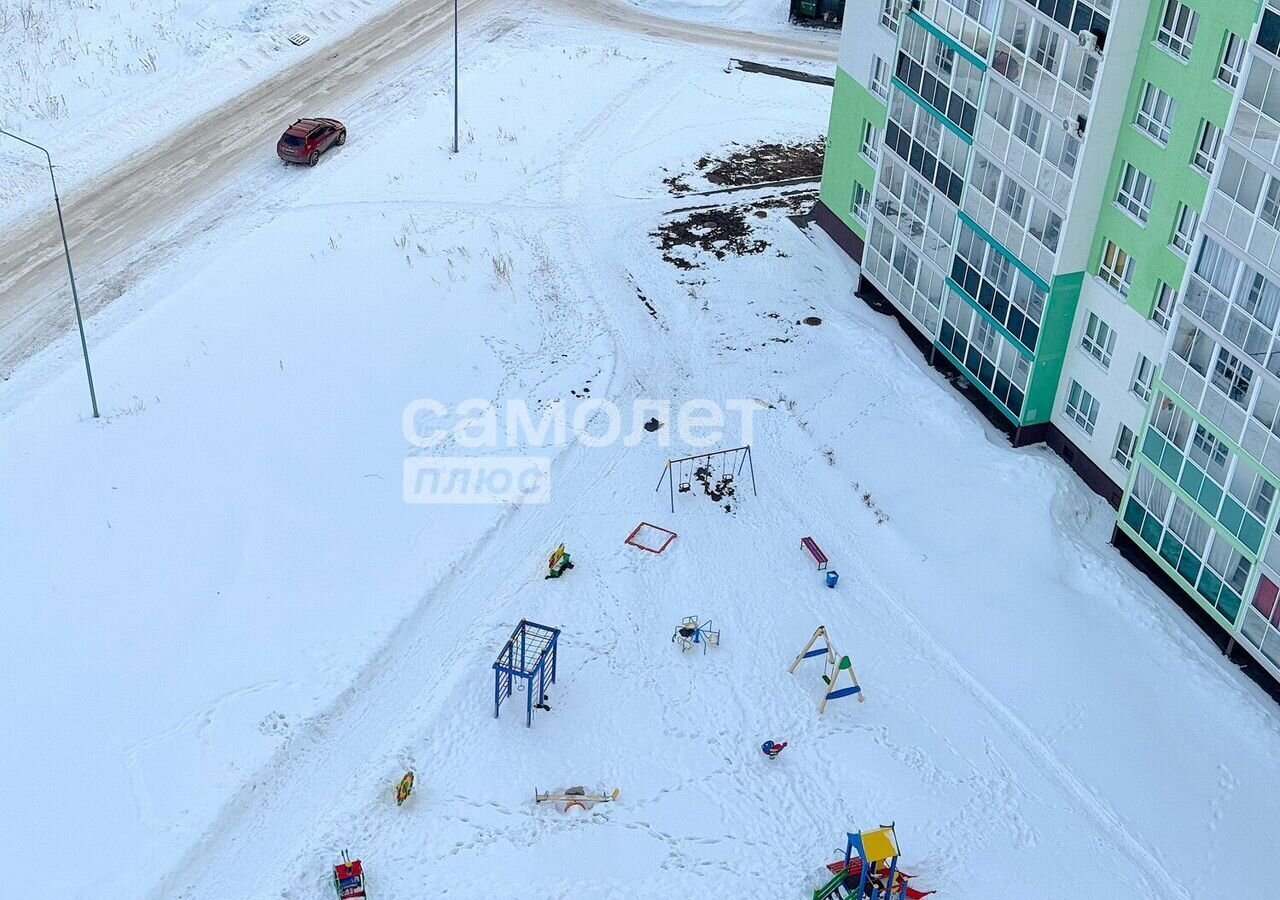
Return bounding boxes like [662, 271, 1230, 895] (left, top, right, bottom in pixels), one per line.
[1196, 238, 1240, 296]
[1247, 272, 1280, 328]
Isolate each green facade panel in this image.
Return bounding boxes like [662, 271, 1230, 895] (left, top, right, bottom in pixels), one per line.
[818, 67, 887, 243]
[1021, 272, 1084, 425]
[1090, 0, 1261, 318]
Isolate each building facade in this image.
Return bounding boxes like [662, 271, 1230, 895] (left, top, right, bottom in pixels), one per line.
[817, 0, 1280, 681]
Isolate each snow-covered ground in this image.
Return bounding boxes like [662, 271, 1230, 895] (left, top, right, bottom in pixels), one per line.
[0, 0, 827, 223]
[627, 0, 820, 36]
[0, 0, 404, 225]
[2, 8, 1279, 900]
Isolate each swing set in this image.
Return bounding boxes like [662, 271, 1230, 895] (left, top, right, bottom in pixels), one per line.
[655, 444, 757, 513]
[789, 626, 864, 713]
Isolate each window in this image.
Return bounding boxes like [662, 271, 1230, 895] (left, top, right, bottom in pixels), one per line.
[1065, 380, 1100, 435]
[999, 178, 1028, 222]
[1212, 346, 1255, 405]
[1218, 149, 1266, 213]
[1082, 312, 1117, 367]
[1157, 0, 1199, 61]
[1100, 241, 1134, 297]
[1193, 121, 1223, 175]
[1253, 480, 1276, 520]
[893, 24, 984, 135]
[1115, 424, 1138, 469]
[985, 82, 1017, 130]
[852, 182, 870, 222]
[1190, 424, 1230, 482]
[949, 221, 1048, 353]
[1207, 538, 1251, 596]
[1262, 177, 1280, 229]
[1242, 61, 1280, 123]
[1230, 466, 1277, 520]
[1135, 82, 1176, 144]
[1116, 163, 1155, 222]
[881, 0, 901, 31]
[933, 43, 956, 76]
[1031, 27, 1060, 72]
[1133, 354, 1156, 402]
[886, 93, 969, 203]
[1014, 102, 1044, 149]
[1154, 282, 1176, 330]
[1219, 33, 1245, 88]
[870, 56, 890, 101]
[1171, 203, 1199, 255]
[862, 121, 880, 164]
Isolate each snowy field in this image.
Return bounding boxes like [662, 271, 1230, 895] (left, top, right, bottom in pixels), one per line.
[0, 0, 832, 230]
[626, 0, 808, 34]
[0, 0, 403, 225]
[3, 6, 1280, 900]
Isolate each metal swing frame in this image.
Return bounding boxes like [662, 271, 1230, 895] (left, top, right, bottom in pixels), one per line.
[655, 444, 757, 513]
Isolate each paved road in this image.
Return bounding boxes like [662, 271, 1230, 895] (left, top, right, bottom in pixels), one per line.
[0, 0, 836, 378]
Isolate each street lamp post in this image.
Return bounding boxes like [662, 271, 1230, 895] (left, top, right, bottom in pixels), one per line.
[1, 128, 100, 418]
[458, 0, 463, 154]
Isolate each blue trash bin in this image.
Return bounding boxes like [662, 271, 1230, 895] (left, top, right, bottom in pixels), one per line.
[826, 571, 839, 588]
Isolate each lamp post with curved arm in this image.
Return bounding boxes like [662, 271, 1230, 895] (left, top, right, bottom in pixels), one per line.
[1, 128, 99, 418]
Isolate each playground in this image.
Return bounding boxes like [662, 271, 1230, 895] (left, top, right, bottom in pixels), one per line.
[5, 13, 1280, 900]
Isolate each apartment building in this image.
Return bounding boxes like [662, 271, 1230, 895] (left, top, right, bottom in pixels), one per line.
[1118, 0, 1280, 679]
[816, 0, 1280, 681]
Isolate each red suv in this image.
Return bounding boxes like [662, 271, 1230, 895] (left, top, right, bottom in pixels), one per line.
[277, 118, 346, 166]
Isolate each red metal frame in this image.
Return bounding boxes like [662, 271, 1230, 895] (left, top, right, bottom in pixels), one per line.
[625, 522, 677, 554]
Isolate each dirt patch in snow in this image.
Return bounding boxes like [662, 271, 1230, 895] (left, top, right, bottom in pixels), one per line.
[652, 190, 817, 269]
[663, 139, 825, 194]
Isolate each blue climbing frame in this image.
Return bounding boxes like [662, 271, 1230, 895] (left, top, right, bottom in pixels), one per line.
[493, 619, 561, 727]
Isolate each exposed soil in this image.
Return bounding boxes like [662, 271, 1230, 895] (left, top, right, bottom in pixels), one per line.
[803, 316, 822, 326]
[653, 190, 818, 269]
[663, 138, 825, 195]
[653, 207, 767, 269]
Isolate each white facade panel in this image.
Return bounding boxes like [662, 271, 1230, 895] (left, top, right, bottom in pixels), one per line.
[1052, 278, 1168, 487]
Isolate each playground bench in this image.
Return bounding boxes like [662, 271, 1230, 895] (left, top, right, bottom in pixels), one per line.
[801, 536, 828, 570]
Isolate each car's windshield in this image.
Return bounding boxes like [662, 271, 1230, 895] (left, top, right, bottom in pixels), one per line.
[281, 135, 304, 147]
